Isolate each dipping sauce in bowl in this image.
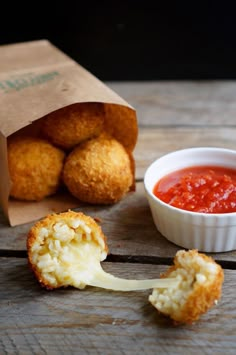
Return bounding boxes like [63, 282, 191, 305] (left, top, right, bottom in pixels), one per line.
[153, 165, 236, 214]
[144, 147, 236, 252]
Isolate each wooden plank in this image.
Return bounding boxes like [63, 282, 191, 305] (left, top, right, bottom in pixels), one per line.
[1, 182, 236, 262]
[0, 258, 235, 355]
[134, 126, 236, 179]
[107, 81, 236, 126]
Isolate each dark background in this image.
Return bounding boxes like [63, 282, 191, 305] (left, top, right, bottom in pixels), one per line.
[1, 1, 236, 81]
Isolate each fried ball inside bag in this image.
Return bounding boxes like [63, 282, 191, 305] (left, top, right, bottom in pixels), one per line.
[41, 103, 105, 150]
[63, 134, 134, 204]
[149, 249, 224, 324]
[8, 136, 65, 201]
[103, 104, 138, 152]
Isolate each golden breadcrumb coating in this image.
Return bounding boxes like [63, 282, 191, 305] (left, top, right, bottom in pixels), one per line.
[41, 103, 105, 150]
[149, 250, 224, 324]
[104, 104, 138, 152]
[27, 211, 108, 289]
[63, 134, 134, 204]
[8, 136, 65, 201]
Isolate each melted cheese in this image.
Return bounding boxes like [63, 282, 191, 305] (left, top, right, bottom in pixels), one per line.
[34, 221, 178, 291]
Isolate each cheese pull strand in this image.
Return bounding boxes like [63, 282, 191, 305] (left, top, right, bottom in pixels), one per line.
[87, 270, 179, 291]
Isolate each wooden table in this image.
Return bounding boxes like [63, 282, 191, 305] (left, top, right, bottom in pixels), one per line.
[1, 81, 236, 354]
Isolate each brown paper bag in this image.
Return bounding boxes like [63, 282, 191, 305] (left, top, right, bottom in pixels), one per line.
[0, 40, 138, 226]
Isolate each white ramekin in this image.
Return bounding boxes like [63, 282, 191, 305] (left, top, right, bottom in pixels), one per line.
[144, 147, 236, 252]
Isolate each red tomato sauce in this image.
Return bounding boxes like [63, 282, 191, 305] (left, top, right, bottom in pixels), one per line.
[153, 166, 236, 213]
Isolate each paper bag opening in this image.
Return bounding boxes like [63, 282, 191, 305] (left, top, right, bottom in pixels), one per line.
[0, 40, 138, 226]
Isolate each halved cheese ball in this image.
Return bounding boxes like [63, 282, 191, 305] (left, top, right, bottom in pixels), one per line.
[27, 211, 108, 289]
[27, 211, 177, 291]
[149, 250, 224, 324]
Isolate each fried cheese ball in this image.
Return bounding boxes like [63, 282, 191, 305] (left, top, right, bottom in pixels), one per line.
[27, 211, 108, 289]
[63, 134, 134, 204]
[149, 250, 224, 324]
[27, 211, 178, 291]
[103, 103, 138, 152]
[41, 103, 105, 150]
[8, 136, 65, 201]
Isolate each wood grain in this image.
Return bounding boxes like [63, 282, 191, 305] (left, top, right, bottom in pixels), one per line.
[0, 258, 235, 355]
[134, 126, 236, 179]
[1, 81, 236, 353]
[107, 81, 236, 126]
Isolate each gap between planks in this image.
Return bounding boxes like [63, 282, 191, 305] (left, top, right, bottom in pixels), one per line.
[0, 249, 236, 270]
